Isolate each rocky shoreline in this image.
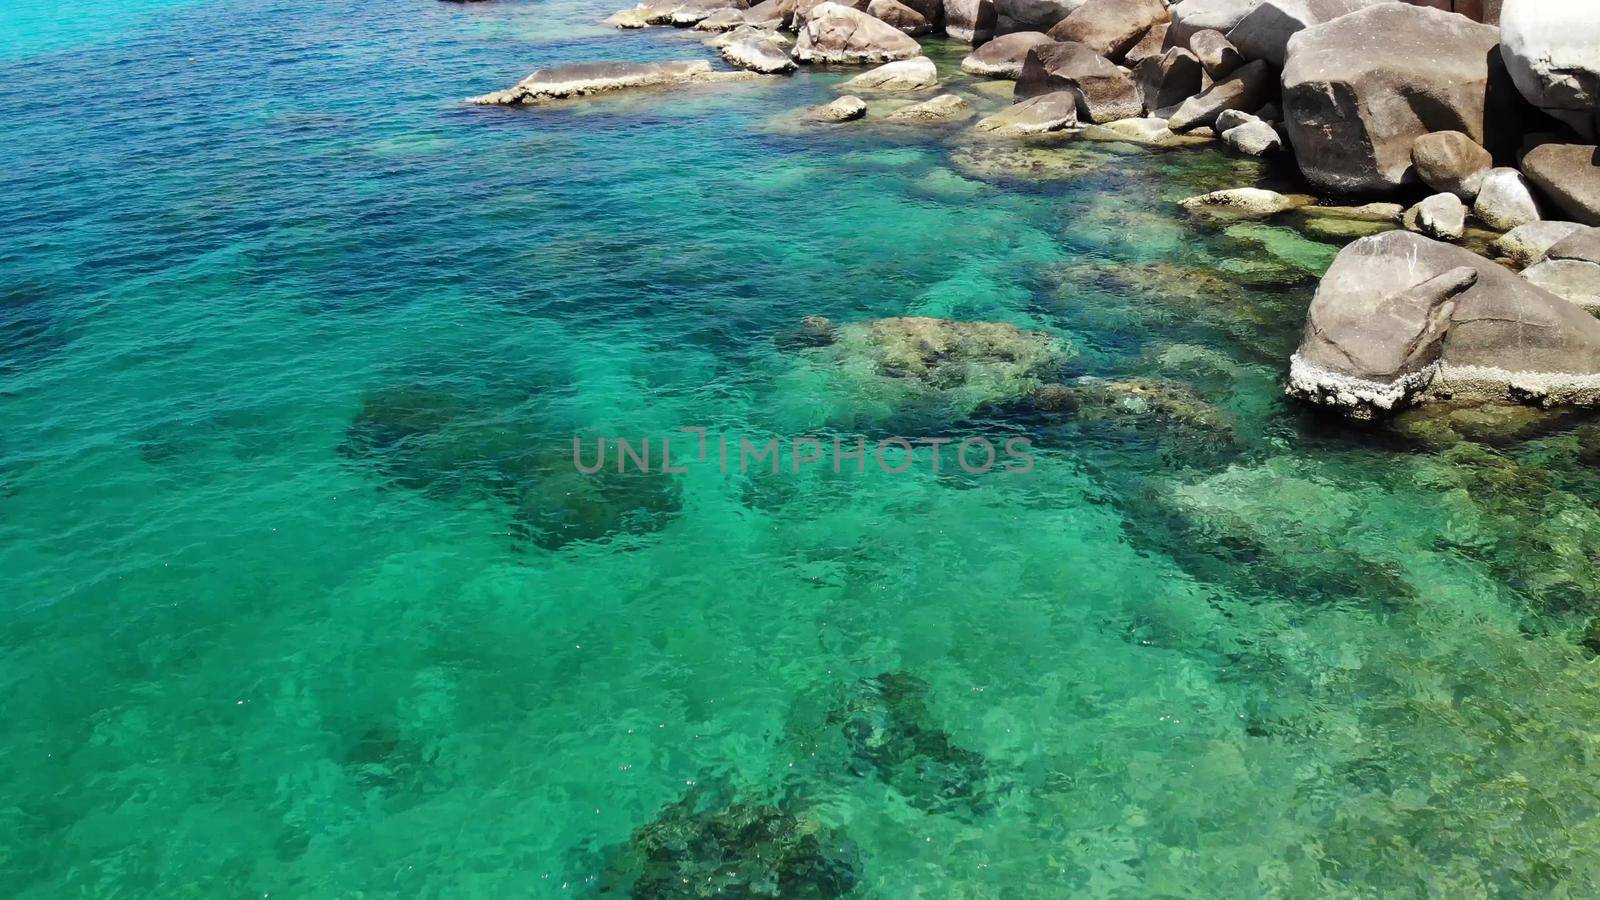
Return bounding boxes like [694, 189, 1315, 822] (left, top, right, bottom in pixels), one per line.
[465, 0, 1600, 423]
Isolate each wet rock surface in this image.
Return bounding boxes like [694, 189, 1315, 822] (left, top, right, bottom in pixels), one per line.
[596, 785, 861, 898]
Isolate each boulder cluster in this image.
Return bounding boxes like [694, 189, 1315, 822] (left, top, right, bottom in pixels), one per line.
[465, 0, 1600, 423]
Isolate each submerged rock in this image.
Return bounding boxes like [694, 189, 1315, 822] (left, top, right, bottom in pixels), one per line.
[1280, 3, 1512, 194]
[1079, 116, 1209, 147]
[789, 315, 1074, 419]
[794, 2, 923, 64]
[961, 31, 1054, 78]
[808, 673, 993, 816]
[597, 786, 861, 898]
[1020, 377, 1238, 454]
[948, 141, 1106, 182]
[341, 386, 681, 548]
[1287, 231, 1600, 419]
[973, 91, 1079, 135]
[838, 56, 938, 91]
[470, 60, 732, 105]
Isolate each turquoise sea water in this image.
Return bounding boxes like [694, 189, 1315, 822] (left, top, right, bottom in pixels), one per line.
[8, 0, 1600, 896]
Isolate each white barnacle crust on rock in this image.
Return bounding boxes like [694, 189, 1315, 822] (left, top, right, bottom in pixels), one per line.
[1287, 231, 1600, 419]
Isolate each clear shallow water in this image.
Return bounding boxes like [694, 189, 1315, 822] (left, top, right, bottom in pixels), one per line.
[6, 0, 1600, 896]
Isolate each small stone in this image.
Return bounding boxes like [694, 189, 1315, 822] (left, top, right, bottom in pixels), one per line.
[1404, 193, 1466, 242]
[1472, 167, 1542, 231]
[1221, 120, 1281, 156]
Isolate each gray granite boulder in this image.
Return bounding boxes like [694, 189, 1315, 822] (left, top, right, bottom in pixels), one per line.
[867, 0, 932, 33]
[1523, 144, 1600, 227]
[961, 31, 1054, 77]
[1168, 59, 1271, 131]
[1136, 47, 1203, 114]
[974, 91, 1080, 134]
[1523, 261, 1600, 313]
[946, 0, 998, 42]
[1181, 187, 1316, 218]
[1045, 0, 1169, 62]
[1288, 230, 1600, 418]
[1221, 117, 1282, 155]
[1472, 167, 1542, 231]
[721, 34, 798, 72]
[1166, 0, 1258, 49]
[1225, 0, 1389, 69]
[742, 0, 796, 26]
[1015, 41, 1143, 123]
[1281, 3, 1512, 193]
[1188, 29, 1243, 79]
[1123, 21, 1169, 65]
[794, 3, 923, 63]
[1500, 0, 1600, 141]
[1410, 131, 1492, 201]
[994, 0, 1085, 34]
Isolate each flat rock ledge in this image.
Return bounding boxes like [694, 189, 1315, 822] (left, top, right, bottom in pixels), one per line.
[471, 60, 759, 105]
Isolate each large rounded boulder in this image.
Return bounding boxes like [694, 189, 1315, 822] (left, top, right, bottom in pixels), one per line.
[794, 2, 923, 63]
[1015, 40, 1144, 123]
[993, 0, 1085, 34]
[1281, 3, 1514, 194]
[1165, 0, 1257, 49]
[1287, 230, 1600, 419]
[1225, 0, 1390, 69]
[1522, 143, 1600, 227]
[961, 31, 1054, 77]
[1044, 0, 1169, 62]
[1500, 0, 1600, 141]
